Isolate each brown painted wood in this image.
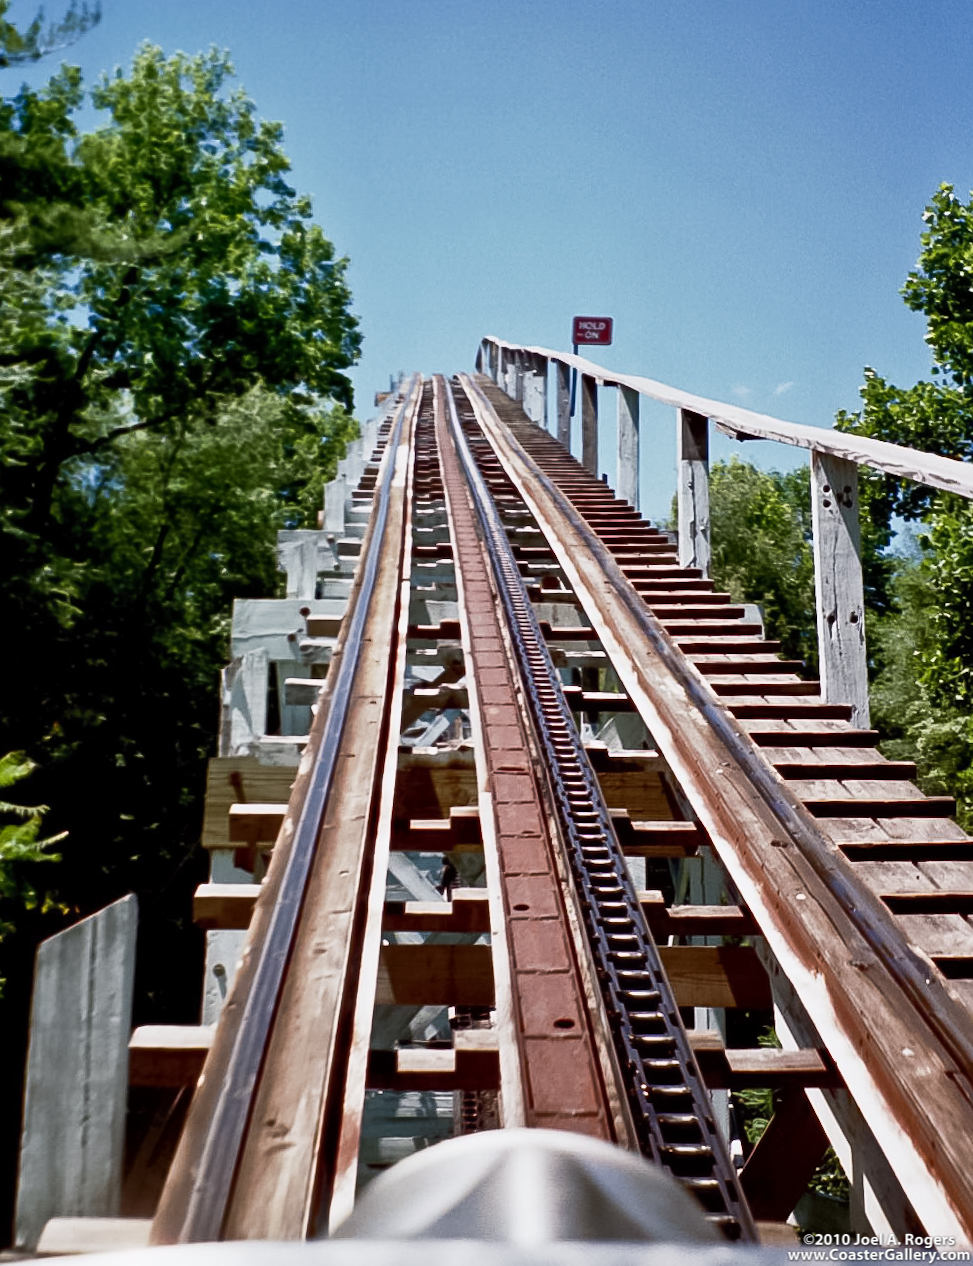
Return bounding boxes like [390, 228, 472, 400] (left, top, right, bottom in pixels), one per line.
[192, 884, 260, 930]
[740, 1089, 830, 1220]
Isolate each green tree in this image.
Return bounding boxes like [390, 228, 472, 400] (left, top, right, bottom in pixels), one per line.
[836, 184, 973, 824]
[685, 458, 818, 668]
[0, 47, 361, 1221]
[0, 752, 63, 995]
[0, 0, 99, 68]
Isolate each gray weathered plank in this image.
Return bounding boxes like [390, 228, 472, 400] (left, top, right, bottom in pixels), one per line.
[811, 452, 869, 728]
[581, 373, 598, 476]
[617, 385, 640, 510]
[677, 408, 710, 576]
[15, 896, 138, 1250]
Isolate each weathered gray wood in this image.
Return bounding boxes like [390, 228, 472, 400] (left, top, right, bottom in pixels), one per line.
[202, 930, 248, 1025]
[323, 473, 347, 533]
[535, 354, 549, 430]
[556, 360, 571, 448]
[677, 409, 710, 576]
[277, 530, 320, 600]
[811, 452, 869, 728]
[230, 597, 346, 661]
[617, 386, 640, 510]
[219, 648, 269, 757]
[276, 658, 312, 736]
[482, 338, 973, 501]
[496, 344, 505, 388]
[15, 896, 138, 1250]
[581, 373, 598, 476]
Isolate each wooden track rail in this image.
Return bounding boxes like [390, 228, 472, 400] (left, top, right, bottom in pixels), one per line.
[131, 362, 973, 1248]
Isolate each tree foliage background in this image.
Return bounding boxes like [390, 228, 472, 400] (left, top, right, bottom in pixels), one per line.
[0, 34, 360, 1237]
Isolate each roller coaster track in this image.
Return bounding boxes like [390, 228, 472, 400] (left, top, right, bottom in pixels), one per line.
[147, 369, 973, 1247]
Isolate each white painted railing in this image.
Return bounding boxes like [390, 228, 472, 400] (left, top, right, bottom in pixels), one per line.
[477, 336, 973, 729]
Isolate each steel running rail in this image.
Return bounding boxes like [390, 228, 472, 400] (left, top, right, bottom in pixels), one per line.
[155, 380, 419, 1244]
[443, 377, 756, 1241]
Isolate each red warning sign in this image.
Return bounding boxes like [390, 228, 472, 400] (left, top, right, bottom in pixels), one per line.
[572, 316, 613, 346]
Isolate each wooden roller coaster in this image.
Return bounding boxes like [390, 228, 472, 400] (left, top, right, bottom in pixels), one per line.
[16, 346, 973, 1253]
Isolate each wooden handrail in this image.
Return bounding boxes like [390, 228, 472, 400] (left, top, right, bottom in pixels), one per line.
[482, 336, 973, 500]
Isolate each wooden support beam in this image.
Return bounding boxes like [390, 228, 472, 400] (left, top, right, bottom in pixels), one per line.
[658, 946, 771, 1008]
[227, 803, 286, 845]
[616, 386, 640, 510]
[129, 1026, 213, 1088]
[740, 1089, 831, 1220]
[556, 359, 571, 449]
[193, 883, 261, 930]
[581, 373, 598, 476]
[382, 889, 490, 933]
[367, 1032, 501, 1092]
[695, 1046, 842, 1091]
[639, 891, 758, 937]
[375, 944, 495, 1006]
[677, 409, 710, 576]
[811, 451, 869, 728]
[393, 806, 482, 852]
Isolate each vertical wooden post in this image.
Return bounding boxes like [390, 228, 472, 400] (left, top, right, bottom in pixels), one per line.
[811, 452, 869, 727]
[535, 354, 549, 430]
[497, 345, 505, 391]
[617, 386, 640, 510]
[519, 352, 533, 412]
[15, 897, 138, 1250]
[556, 360, 571, 448]
[677, 409, 710, 576]
[581, 374, 598, 476]
[513, 350, 525, 403]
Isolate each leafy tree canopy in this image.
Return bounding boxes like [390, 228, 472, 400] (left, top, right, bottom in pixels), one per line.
[0, 43, 360, 1013]
[835, 183, 973, 823]
[0, 0, 99, 68]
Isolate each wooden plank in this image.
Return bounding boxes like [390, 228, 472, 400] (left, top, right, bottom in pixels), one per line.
[227, 803, 287, 845]
[811, 452, 869, 728]
[677, 409, 710, 576]
[193, 884, 261, 930]
[15, 897, 138, 1252]
[740, 1088, 830, 1220]
[616, 385, 640, 510]
[129, 1026, 212, 1088]
[375, 944, 495, 1006]
[639, 892, 758, 937]
[658, 946, 771, 1008]
[694, 1046, 841, 1091]
[201, 758, 296, 850]
[366, 1044, 501, 1092]
[382, 890, 490, 934]
[581, 372, 598, 476]
[556, 359, 571, 449]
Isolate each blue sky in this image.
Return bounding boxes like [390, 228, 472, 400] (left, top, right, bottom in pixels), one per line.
[7, 0, 973, 517]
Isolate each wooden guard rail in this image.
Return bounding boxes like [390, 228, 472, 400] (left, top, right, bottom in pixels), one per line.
[478, 336, 973, 730]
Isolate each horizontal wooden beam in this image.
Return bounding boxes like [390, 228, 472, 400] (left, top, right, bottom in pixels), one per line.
[383, 890, 490, 933]
[483, 338, 973, 500]
[375, 944, 495, 1006]
[130, 1021, 837, 1091]
[639, 891, 758, 938]
[193, 883, 260, 929]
